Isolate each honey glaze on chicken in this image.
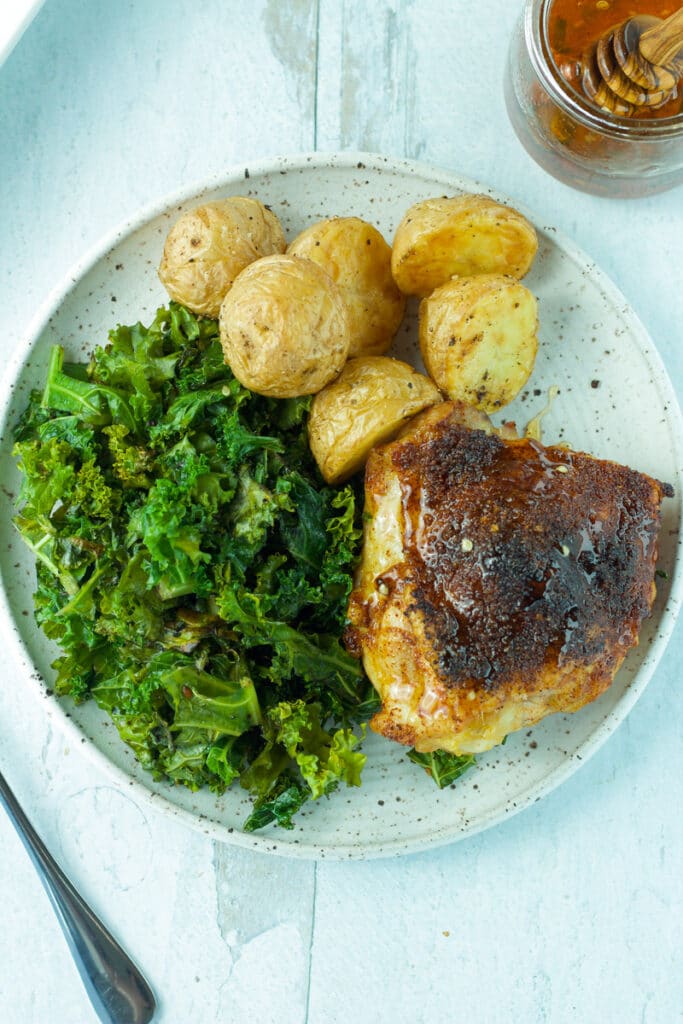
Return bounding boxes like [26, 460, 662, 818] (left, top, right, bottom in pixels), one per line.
[345, 402, 673, 755]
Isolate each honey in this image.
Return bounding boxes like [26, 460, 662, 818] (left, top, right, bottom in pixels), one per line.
[504, 0, 683, 196]
[548, 0, 683, 118]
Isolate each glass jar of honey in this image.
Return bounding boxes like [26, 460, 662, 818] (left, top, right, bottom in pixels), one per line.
[504, 0, 683, 196]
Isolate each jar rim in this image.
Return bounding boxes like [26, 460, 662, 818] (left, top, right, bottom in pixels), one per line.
[525, 0, 683, 139]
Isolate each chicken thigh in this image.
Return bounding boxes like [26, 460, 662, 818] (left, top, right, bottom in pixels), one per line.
[345, 402, 672, 754]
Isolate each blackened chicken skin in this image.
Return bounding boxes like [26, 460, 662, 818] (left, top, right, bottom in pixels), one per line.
[345, 402, 673, 755]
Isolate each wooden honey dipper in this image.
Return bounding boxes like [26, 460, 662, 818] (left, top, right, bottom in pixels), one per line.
[582, 6, 683, 116]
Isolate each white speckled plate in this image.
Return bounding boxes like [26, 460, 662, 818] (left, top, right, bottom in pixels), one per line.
[0, 152, 681, 859]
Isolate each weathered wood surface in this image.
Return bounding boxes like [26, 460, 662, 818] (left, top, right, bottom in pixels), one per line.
[0, 2, 681, 1022]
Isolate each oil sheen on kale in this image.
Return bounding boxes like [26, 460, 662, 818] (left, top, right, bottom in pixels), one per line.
[12, 303, 383, 831]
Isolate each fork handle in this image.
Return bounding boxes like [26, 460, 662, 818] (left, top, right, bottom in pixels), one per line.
[0, 769, 156, 1024]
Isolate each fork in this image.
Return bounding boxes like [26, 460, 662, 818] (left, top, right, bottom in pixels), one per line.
[0, 768, 156, 1023]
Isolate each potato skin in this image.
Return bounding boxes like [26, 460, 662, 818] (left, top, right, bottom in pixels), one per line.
[419, 274, 538, 412]
[391, 194, 538, 297]
[219, 254, 350, 398]
[288, 217, 406, 357]
[308, 356, 442, 483]
[158, 197, 286, 318]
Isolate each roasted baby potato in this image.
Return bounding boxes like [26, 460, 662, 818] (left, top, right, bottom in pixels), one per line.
[288, 217, 406, 356]
[419, 274, 538, 411]
[158, 197, 286, 317]
[219, 254, 350, 398]
[391, 194, 538, 297]
[308, 356, 442, 483]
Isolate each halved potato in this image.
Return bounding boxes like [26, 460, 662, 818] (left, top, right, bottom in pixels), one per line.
[219, 254, 350, 398]
[158, 197, 286, 317]
[288, 217, 406, 357]
[392, 194, 538, 297]
[308, 356, 442, 484]
[419, 274, 538, 411]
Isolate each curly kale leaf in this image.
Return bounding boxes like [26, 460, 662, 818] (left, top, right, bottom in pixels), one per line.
[241, 700, 365, 830]
[42, 345, 139, 434]
[407, 749, 476, 788]
[103, 424, 154, 489]
[13, 302, 374, 829]
[243, 782, 311, 833]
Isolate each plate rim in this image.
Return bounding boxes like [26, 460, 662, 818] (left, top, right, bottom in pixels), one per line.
[1, 149, 681, 860]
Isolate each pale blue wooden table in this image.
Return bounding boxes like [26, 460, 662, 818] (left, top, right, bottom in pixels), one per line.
[0, 2, 681, 1022]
